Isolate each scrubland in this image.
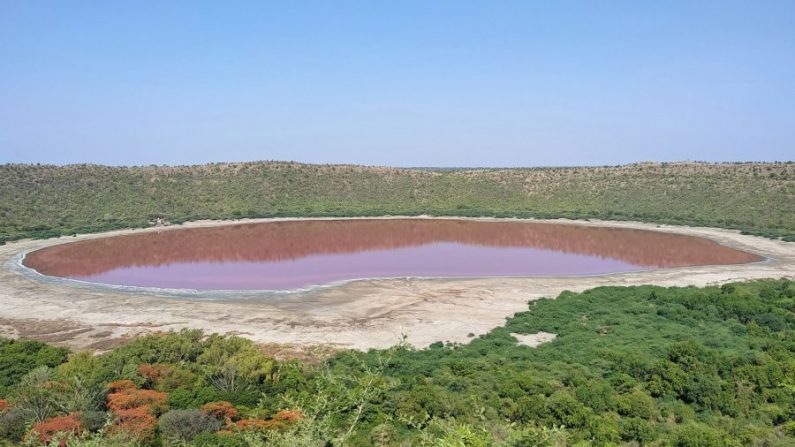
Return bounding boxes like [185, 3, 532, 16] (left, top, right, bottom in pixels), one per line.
[1, 161, 792, 243]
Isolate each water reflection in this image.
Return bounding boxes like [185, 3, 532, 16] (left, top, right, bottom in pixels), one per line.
[24, 219, 760, 290]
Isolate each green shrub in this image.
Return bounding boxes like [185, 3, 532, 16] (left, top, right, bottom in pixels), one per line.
[0, 408, 29, 442]
[0, 338, 69, 389]
[619, 417, 655, 443]
[190, 432, 247, 447]
[370, 423, 398, 446]
[79, 411, 109, 433]
[670, 422, 726, 447]
[503, 425, 571, 447]
[158, 409, 222, 442]
[616, 390, 657, 420]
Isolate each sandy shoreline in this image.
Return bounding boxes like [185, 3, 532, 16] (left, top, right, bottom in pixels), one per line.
[1, 216, 793, 351]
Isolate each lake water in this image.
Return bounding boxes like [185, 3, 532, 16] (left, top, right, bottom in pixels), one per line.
[23, 219, 761, 291]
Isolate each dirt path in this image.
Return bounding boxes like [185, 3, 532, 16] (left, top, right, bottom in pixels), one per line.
[1, 217, 793, 351]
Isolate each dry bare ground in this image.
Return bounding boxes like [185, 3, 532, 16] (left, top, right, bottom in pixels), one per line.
[0, 217, 793, 352]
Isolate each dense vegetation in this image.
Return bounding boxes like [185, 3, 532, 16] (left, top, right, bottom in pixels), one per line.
[1, 161, 793, 243]
[1, 279, 794, 446]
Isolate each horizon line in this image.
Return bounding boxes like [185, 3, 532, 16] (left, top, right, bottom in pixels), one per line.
[2, 159, 793, 170]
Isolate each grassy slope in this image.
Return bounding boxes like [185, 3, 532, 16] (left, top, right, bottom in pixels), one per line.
[0, 161, 793, 242]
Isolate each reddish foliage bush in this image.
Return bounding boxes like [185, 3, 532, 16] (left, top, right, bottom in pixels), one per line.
[104, 380, 166, 440]
[108, 389, 168, 415]
[137, 364, 161, 386]
[274, 409, 303, 423]
[0, 399, 9, 414]
[201, 401, 239, 421]
[111, 407, 157, 441]
[106, 380, 136, 393]
[31, 413, 83, 445]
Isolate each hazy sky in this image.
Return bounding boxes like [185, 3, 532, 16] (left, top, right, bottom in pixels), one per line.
[1, 1, 793, 167]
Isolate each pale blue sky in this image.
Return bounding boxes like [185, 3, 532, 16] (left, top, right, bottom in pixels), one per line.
[1, 1, 793, 167]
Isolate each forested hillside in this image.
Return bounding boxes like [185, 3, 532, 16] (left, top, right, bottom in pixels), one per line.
[0, 280, 794, 446]
[1, 161, 793, 243]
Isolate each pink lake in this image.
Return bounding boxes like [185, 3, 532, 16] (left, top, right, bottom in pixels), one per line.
[23, 219, 761, 291]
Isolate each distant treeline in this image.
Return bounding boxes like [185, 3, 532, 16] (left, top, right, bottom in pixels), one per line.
[1, 161, 793, 243]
